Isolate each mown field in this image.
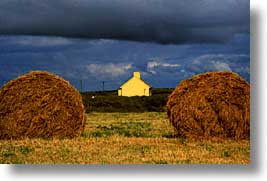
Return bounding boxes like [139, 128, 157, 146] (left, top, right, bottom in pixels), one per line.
[0, 112, 250, 164]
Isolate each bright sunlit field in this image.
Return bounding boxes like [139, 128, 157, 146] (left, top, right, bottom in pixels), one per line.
[0, 112, 250, 164]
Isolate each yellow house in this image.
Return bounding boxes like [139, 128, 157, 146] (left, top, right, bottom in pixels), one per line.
[118, 72, 152, 96]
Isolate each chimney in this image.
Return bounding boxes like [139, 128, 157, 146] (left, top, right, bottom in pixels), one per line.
[133, 72, 141, 79]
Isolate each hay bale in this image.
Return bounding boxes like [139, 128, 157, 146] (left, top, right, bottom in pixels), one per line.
[167, 72, 250, 140]
[0, 71, 86, 139]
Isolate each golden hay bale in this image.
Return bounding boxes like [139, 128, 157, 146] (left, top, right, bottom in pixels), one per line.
[0, 71, 86, 139]
[167, 72, 250, 140]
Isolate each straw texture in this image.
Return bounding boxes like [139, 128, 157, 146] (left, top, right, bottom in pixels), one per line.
[167, 72, 250, 140]
[0, 71, 85, 139]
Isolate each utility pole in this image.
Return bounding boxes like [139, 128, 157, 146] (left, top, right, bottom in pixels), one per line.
[80, 80, 83, 92]
[102, 81, 105, 92]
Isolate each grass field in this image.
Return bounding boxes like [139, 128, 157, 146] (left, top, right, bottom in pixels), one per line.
[0, 112, 250, 164]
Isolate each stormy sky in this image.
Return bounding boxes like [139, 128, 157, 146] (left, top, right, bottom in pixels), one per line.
[0, 0, 250, 91]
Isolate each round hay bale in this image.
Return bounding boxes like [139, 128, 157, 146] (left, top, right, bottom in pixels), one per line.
[0, 71, 86, 139]
[167, 72, 250, 140]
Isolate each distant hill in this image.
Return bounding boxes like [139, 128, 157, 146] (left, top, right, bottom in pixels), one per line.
[81, 88, 174, 112]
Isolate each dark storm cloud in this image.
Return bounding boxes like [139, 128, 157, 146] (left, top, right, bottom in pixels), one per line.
[0, 34, 250, 90]
[0, 0, 249, 44]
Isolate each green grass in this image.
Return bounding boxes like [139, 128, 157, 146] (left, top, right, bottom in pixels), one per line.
[83, 112, 173, 138]
[0, 112, 250, 164]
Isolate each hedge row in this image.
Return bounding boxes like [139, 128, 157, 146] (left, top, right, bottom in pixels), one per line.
[81, 89, 173, 112]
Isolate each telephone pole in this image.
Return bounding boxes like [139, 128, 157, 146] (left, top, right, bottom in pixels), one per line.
[102, 81, 105, 92]
[80, 80, 83, 92]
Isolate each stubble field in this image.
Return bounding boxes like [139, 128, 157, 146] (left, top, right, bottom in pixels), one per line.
[0, 112, 250, 164]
